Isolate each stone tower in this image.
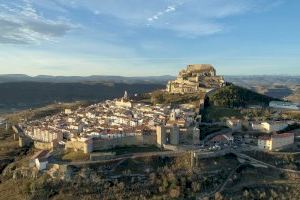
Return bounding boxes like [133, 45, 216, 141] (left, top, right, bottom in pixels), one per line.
[124, 90, 128, 100]
[170, 111, 176, 121]
[193, 127, 200, 145]
[170, 124, 179, 145]
[156, 125, 166, 147]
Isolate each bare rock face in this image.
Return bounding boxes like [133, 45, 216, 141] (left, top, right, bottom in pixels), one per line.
[166, 64, 225, 94]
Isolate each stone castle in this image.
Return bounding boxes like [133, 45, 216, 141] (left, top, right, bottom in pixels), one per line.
[166, 64, 225, 94]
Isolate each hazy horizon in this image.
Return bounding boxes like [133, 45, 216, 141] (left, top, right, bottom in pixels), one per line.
[1, 73, 300, 77]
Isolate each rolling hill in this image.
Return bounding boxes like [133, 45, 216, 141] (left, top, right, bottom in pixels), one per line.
[207, 84, 277, 108]
[0, 82, 164, 114]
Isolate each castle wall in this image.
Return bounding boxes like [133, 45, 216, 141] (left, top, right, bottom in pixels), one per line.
[34, 141, 54, 150]
[65, 134, 157, 153]
[65, 139, 93, 153]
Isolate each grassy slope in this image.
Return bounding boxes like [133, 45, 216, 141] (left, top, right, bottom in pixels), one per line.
[208, 84, 276, 108]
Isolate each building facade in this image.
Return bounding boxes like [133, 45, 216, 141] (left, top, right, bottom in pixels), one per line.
[258, 133, 294, 151]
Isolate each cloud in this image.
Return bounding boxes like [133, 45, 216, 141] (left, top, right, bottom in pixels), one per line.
[0, 0, 284, 43]
[54, 0, 282, 38]
[144, 0, 254, 37]
[147, 5, 177, 22]
[0, 0, 74, 44]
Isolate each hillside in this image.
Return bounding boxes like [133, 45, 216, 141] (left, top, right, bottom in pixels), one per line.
[208, 84, 277, 108]
[0, 82, 164, 114]
[150, 90, 206, 106]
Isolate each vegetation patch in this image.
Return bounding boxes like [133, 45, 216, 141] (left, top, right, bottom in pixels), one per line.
[202, 106, 243, 122]
[150, 90, 204, 106]
[208, 84, 276, 108]
[62, 150, 89, 162]
[96, 145, 162, 156]
[244, 150, 300, 170]
[199, 124, 228, 139]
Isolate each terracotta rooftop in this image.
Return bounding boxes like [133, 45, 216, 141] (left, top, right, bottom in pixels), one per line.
[272, 132, 294, 138]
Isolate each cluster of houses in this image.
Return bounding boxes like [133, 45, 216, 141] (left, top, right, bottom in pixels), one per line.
[20, 91, 199, 153]
[225, 117, 297, 151]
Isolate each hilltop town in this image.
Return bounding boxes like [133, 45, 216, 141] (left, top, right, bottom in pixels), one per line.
[19, 90, 200, 154]
[1, 64, 300, 200]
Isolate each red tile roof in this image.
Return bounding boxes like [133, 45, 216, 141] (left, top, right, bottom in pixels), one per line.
[210, 135, 227, 142]
[272, 132, 294, 138]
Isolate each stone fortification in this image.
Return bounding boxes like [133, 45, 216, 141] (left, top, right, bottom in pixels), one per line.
[166, 64, 225, 94]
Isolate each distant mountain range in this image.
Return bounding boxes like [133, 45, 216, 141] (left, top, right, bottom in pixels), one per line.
[225, 75, 300, 86]
[0, 74, 175, 84]
[1, 74, 299, 85]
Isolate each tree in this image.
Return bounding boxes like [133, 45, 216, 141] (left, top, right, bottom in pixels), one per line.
[191, 181, 201, 192]
[169, 187, 180, 198]
[151, 91, 165, 104]
[214, 192, 223, 200]
[243, 189, 250, 199]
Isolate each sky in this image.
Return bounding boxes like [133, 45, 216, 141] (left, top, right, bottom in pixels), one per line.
[0, 0, 300, 76]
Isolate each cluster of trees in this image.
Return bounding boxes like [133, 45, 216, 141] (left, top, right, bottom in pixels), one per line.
[199, 124, 227, 139]
[230, 185, 300, 200]
[245, 151, 300, 170]
[18, 159, 300, 200]
[208, 84, 275, 108]
[241, 108, 273, 121]
[6, 154, 230, 200]
[150, 90, 204, 105]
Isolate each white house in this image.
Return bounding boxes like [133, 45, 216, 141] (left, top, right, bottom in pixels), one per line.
[226, 118, 242, 131]
[64, 109, 72, 114]
[130, 120, 138, 127]
[261, 121, 288, 133]
[258, 133, 294, 151]
[251, 122, 264, 131]
[30, 150, 51, 170]
[35, 158, 48, 171]
[251, 121, 288, 133]
[67, 117, 75, 123]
